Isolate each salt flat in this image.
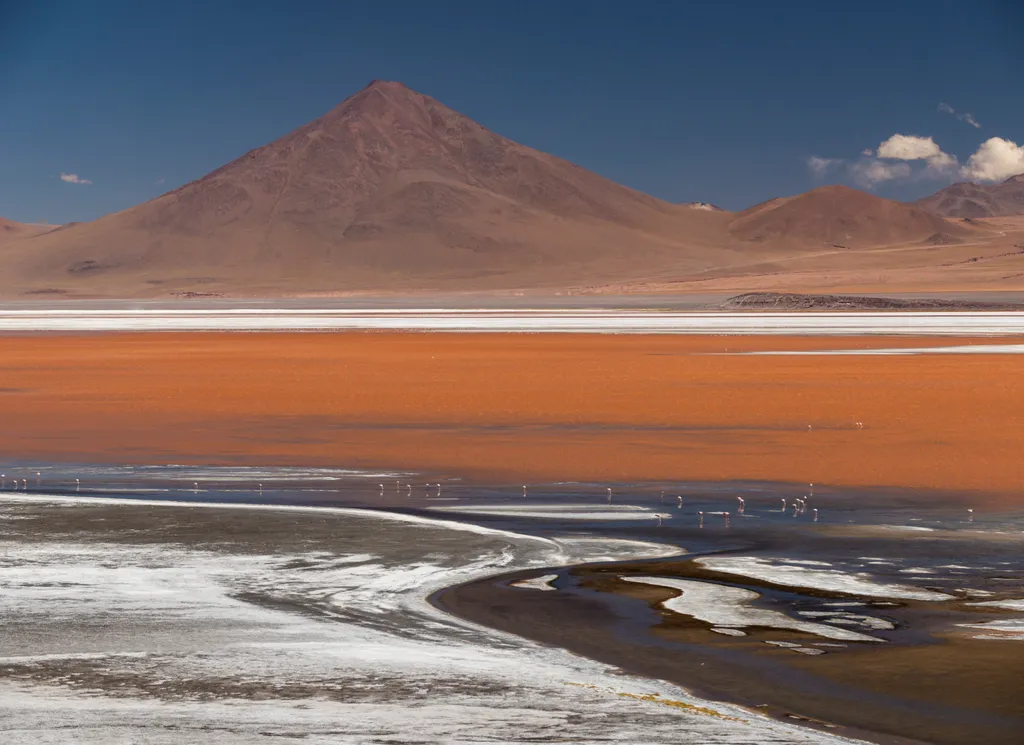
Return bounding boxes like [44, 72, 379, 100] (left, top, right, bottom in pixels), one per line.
[0, 495, 869, 744]
[3, 307, 1024, 334]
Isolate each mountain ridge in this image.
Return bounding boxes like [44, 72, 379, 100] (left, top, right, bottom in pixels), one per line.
[0, 80, 1000, 297]
[915, 174, 1024, 218]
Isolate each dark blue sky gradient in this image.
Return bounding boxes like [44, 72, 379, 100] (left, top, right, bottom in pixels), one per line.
[1, 0, 1021, 223]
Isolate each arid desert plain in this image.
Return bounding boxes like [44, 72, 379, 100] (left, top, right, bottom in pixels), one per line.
[1, 306, 1023, 745]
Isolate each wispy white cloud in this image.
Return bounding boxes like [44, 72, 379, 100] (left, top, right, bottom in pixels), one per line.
[849, 158, 912, 188]
[806, 156, 843, 178]
[155, 177, 166, 186]
[961, 137, 1024, 182]
[59, 172, 92, 185]
[938, 102, 981, 129]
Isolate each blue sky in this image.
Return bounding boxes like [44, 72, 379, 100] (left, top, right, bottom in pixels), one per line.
[1, 0, 1021, 224]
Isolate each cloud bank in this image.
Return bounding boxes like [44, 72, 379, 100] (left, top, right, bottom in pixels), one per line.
[960, 137, 1024, 181]
[59, 173, 93, 185]
[808, 123, 1023, 187]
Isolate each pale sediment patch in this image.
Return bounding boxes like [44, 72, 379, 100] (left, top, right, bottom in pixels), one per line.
[737, 343, 1024, 356]
[696, 556, 954, 601]
[621, 576, 882, 642]
[431, 503, 671, 521]
[958, 619, 1024, 640]
[765, 641, 826, 655]
[510, 574, 558, 592]
[966, 599, 1024, 611]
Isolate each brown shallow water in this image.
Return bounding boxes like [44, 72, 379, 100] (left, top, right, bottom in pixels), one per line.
[1, 332, 1024, 501]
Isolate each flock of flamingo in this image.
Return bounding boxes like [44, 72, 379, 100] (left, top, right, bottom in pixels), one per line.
[0, 470, 829, 528]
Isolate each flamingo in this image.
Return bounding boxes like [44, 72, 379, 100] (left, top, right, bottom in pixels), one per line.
[698, 511, 704, 528]
[35, 471, 41, 488]
[76, 478, 80, 492]
[523, 485, 528, 498]
[724, 511, 731, 528]
[436, 484, 442, 497]
[1, 473, 5, 489]
[780, 498, 787, 512]
[736, 496, 745, 515]
[813, 508, 819, 522]
[378, 483, 384, 496]
[193, 481, 199, 493]
[258, 483, 263, 495]
[677, 495, 683, 507]
[606, 487, 612, 503]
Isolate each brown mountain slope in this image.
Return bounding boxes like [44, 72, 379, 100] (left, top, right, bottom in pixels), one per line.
[0, 217, 55, 244]
[915, 175, 1024, 218]
[729, 185, 975, 248]
[5, 80, 739, 297]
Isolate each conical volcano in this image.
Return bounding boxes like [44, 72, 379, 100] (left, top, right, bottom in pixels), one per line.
[6, 80, 732, 296]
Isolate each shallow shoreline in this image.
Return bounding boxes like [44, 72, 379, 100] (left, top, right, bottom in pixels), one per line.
[434, 553, 1023, 745]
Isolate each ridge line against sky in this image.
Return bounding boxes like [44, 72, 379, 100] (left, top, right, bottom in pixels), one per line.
[1, 0, 1022, 224]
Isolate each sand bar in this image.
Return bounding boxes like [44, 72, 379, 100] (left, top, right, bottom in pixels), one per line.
[3, 308, 1024, 334]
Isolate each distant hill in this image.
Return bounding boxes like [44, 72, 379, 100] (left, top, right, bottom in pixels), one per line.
[0, 217, 56, 244]
[729, 184, 976, 248]
[915, 175, 1024, 218]
[680, 201, 724, 212]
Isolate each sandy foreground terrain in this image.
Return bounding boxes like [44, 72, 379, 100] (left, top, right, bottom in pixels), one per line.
[1, 332, 1022, 502]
